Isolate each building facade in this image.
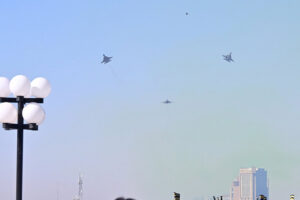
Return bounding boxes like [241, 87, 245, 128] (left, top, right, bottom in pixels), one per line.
[255, 168, 268, 199]
[230, 178, 240, 200]
[239, 167, 256, 200]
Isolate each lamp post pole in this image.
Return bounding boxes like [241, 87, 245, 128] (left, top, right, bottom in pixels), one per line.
[16, 96, 24, 200]
[0, 75, 51, 200]
[0, 96, 43, 200]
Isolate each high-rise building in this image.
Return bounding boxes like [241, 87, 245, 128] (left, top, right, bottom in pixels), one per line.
[255, 168, 268, 199]
[239, 167, 256, 200]
[230, 167, 269, 200]
[230, 178, 240, 200]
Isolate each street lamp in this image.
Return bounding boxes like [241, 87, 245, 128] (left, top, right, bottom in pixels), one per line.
[0, 75, 51, 200]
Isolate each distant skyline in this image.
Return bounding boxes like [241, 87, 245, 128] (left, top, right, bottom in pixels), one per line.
[1, 1, 300, 200]
[231, 167, 268, 200]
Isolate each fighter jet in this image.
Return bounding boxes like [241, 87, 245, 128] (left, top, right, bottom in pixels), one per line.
[223, 52, 234, 62]
[162, 99, 172, 104]
[101, 54, 112, 64]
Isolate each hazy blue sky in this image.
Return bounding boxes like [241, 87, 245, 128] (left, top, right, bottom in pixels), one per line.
[1, 0, 300, 200]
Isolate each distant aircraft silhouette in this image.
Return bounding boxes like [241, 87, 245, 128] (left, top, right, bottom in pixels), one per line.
[223, 52, 234, 62]
[162, 99, 172, 104]
[101, 54, 112, 64]
[185, 12, 189, 15]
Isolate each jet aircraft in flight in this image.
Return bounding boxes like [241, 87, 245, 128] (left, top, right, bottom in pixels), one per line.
[162, 99, 172, 104]
[101, 54, 112, 64]
[223, 52, 234, 62]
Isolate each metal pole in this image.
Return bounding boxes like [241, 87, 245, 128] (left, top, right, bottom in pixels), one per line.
[16, 96, 24, 200]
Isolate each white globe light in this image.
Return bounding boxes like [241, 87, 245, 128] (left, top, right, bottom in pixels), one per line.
[31, 77, 51, 98]
[24, 89, 31, 98]
[0, 77, 11, 97]
[0, 103, 17, 123]
[9, 75, 31, 97]
[22, 103, 45, 125]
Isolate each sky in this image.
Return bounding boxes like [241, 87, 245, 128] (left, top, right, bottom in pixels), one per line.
[0, 0, 300, 200]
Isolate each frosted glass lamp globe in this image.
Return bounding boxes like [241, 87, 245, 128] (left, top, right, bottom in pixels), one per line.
[24, 90, 31, 98]
[22, 103, 45, 125]
[9, 75, 31, 97]
[0, 77, 11, 97]
[31, 77, 51, 98]
[0, 103, 17, 123]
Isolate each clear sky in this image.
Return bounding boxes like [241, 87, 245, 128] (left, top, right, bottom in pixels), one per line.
[0, 0, 300, 200]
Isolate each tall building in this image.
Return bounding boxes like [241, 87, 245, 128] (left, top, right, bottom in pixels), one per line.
[230, 167, 268, 200]
[255, 168, 268, 199]
[230, 178, 240, 200]
[240, 167, 256, 200]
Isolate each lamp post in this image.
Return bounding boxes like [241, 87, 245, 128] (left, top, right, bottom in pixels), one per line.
[0, 75, 51, 200]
